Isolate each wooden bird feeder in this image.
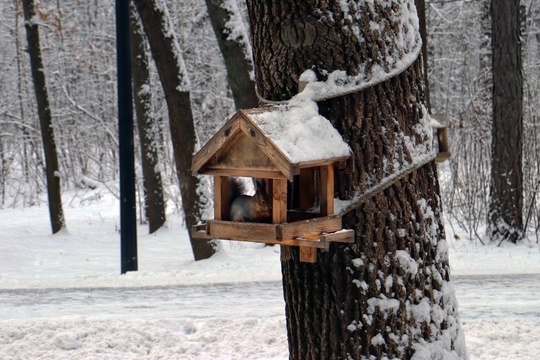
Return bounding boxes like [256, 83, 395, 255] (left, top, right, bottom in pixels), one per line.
[431, 113, 451, 163]
[191, 106, 354, 263]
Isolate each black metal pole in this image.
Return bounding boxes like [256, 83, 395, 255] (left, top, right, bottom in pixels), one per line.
[116, 0, 137, 274]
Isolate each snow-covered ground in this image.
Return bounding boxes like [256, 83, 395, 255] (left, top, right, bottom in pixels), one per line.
[1, 190, 539, 359]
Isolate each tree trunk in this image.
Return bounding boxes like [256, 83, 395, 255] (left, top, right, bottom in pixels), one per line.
[133, 0, 217, 260]
[129, 7, 166, 234]
[22, 0, 65, 234]
[415, 0, 430, 112]
[489, 0, 523, 243]
[205, 0, 259, 109]
[245, 1, 467, 358]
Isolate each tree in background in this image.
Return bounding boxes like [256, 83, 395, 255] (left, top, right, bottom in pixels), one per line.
[205, 0, 258, 110]
[22, 0, 65, 234]
[133, 0, 217, 260]
[245, 1, 466, 358]
[130, 7, 166, 234]
[489, 0, 523, 243]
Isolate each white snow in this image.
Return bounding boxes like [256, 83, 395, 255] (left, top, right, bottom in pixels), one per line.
[248, 99, 351, 164]
[1, 189, 540, 359]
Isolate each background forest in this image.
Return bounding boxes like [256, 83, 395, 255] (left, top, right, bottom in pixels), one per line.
[0, 0, 539, 245]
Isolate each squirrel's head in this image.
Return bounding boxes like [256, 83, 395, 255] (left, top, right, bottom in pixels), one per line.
[254, 179, 272, 218]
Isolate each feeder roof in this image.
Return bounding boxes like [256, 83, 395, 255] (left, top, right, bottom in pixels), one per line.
[192, 103, 351, 181]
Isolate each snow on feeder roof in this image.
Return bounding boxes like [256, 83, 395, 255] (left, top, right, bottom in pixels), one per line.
[192, 101, 351, 181]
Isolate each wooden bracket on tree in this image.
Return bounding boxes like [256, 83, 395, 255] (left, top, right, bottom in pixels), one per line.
[431, 113, 451, 163]
[191, 219, 354, 263]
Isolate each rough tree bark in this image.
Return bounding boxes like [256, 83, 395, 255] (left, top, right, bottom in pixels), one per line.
[133, 0, 217, 260]
[205, 0, 259, 110]
[245, 1, 467, 358]
[22, 0, 65, 234]
[129, 7, 166, 234]
[489, 0, 523, 243]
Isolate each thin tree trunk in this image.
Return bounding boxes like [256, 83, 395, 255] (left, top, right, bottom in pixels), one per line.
[246, 1, 466, 358]
[415, 0, 430, 111]
[22, 0, 65, 234]
[130, 7, 166, 234]
[205, 0, 258, 109]
[133, 0, 217, 260]
[489, 0, 523, 243]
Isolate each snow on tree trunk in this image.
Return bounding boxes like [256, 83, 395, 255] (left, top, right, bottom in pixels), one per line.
[22, 0, 65, 234]
[205, 0, 258, 110]
[129, 7, 166, 234]
[245, 1, 467, 358]
[133, 0, 218, 260]
[489, 0, 523, 243]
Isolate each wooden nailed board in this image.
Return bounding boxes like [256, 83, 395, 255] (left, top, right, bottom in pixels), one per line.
[277, 215, 342, 240]
[191, 216, 355, 262]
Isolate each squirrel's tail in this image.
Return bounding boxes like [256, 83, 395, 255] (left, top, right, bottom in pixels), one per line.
[228, 177, 246, 209]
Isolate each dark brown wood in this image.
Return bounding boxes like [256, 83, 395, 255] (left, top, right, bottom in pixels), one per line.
[245, 1, 465, 358]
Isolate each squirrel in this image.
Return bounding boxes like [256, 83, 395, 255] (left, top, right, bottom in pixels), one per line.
[228, 178, 272, 223]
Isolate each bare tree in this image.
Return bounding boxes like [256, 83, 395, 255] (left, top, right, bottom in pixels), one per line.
[245, 1, 467, 358]
[133, 0, 218, 260]
[205, 0, 258, 109]
[489, 0, 523, 243]
[22, 0, 65, 234]
[130, 7, 166, 234]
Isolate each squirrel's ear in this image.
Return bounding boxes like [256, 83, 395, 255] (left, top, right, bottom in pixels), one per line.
[253, 178, 266, 192]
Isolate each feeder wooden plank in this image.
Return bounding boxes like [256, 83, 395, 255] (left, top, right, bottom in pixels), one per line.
[272, 179, 288, 224]
[272, 178, 291, 260]
[208, 220, 277, 241]
[191, 224, 212, 240]
[436, 151, 451, 163]
[213, 176, 229, 220]
[277, 215, 342, 240]
[320, 164, 334, 216]
[208, 236, 326, 248]
[192, 116, 241, 175]
[299, 247, 317, 263]
[201, 167, 286, 179]
[321, 229, 355, 243]
[295, 234, 329, 249]
[238, 114, 294, 181]
[208, 132, 278, 171]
